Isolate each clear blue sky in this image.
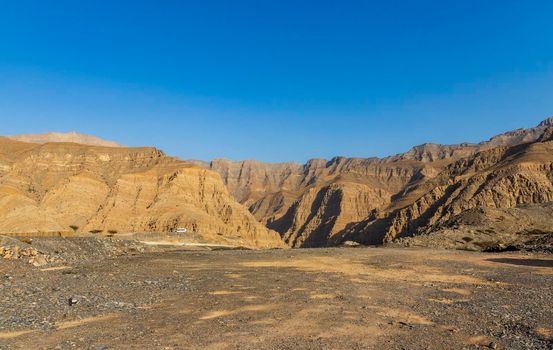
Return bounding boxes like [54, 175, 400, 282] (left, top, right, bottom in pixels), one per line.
[1, 1, 552, 162]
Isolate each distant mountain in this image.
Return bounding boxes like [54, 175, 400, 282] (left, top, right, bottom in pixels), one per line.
[4, 117, 553, 251]
[203, 117, 553, 248]
[8, 132, 123, 148]
[344, 125, 553, 246]
[386, 116, 553, 162]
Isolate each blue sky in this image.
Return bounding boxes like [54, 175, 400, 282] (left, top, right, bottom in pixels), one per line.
[1, 0, 552, 162]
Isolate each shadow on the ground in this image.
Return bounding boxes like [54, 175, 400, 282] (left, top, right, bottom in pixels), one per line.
[487, 258, 553, 268]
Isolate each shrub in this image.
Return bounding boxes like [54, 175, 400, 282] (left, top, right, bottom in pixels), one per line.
[69, 225, 79, 232]
[89, 229, 103, 234]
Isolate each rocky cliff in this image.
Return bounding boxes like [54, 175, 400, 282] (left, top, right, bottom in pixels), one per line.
[349, 130, 553, 243]
[8, 118, 552, 249]
[0, 138, 284, 249]
[204, 157, 432, 247]
[206, 117, 553, 247]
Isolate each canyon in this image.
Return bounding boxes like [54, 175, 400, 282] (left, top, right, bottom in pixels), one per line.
[2, 117, 553, 250]
[204, 117, 553, 248]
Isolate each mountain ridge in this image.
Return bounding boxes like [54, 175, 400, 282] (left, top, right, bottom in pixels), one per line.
[4, 116, 553, 249]
[202, 117, 553, 247]
[0, 137, 284, 249]
[8, 132, 124, 148]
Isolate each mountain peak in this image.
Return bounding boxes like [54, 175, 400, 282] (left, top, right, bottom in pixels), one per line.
[7, 132, 123, 148]
[538, 116, 553, 127]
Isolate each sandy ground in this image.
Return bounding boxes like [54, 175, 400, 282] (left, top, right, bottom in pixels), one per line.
[1, 246, 552, 350]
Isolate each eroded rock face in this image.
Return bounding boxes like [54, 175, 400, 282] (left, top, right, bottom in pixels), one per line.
[207, 157, 430, 247]
[0, 138, 284, 249]
[344, 133, 553, 245]
[270, 182, 390, 247]
[6, 118, 552, 249]
[207, 118, 553, 247]
[209, 158, 305, 206]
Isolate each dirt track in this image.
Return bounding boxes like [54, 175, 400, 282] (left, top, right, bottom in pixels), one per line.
[1, 246, 552, 349]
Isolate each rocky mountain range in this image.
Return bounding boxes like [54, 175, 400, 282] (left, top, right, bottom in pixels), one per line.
[203, 117, 553, 248]
[2, 117, 552, 250]
[8, 132, 123, 148]
[0, 137, 284, 249]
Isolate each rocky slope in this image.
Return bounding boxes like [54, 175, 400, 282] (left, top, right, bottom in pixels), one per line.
[8, 132, 123, 147]
[342, 126, 553, 247]
[7, 118, 552, 250]
[205, 157, 439, 247]
[205, 118, 553, 247]
[390, 203, 553, 252]
[0, 138, 284, 249]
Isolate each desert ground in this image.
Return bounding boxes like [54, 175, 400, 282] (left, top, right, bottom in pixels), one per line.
[1, 239, 552, 350]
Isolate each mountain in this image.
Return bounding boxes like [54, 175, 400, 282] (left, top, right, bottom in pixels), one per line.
[0, 137, 284, 249]
[8, 132, 123, 148]
[205, 117, 553, 247]
[343, 126, 553, 245]
[5, 117, 552, 250]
